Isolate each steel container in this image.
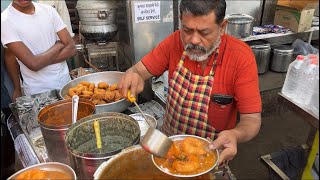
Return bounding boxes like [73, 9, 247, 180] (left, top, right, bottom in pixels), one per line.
[270, 45, 294, 72]
[37, 99, 95, 166]
[94, 145, 215, 180]
[152, 134, 220, 178]
[76, 0, 118, 41]
[65, 112, 140, 179]
[8, 162, 76, 180]
[60, 71, 132, 113]
[226, 14, 254, 38]
[248, 40, 271, 74]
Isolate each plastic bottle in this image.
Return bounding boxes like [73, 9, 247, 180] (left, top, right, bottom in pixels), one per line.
[293, 57, 319, 106]
[308, 55, 319, 116]
[309, 78, 319, 116]
[281, 55, 305, 99]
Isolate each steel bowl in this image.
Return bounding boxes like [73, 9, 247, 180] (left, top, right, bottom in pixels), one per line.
[151, 134, 220, 178]
[8, 162, 76, 180]
[60, 71, 132, 113]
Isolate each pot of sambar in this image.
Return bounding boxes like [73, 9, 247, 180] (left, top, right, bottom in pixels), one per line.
[94, 145, 215, 180]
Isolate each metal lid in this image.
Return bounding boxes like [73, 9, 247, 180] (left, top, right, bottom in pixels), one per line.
[226, 14, 255, 24]
[248, 40, 271, 49]
[272, 45, 294, 53]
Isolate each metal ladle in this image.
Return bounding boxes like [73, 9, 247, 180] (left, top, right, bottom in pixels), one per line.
[127, 91, 173, 158]
[72, 95, 79, 124]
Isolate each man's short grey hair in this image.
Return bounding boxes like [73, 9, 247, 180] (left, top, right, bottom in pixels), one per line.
[180, 0, 226, 24]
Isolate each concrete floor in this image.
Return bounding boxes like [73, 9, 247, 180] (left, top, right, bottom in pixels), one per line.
[228, 87, 314, 179]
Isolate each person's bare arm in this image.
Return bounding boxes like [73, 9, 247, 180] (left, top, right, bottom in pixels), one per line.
[51, 28, 76, 63]
[118, 61, 153, 98]
[6, 41, 64, 72]
[232, 113, 261, 143]
[4, 48, 22, 101]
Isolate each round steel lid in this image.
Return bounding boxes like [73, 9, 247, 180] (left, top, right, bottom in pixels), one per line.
[226, 14, 255, 24]
[248, 40, 271, 49]
[272, 45, 294, 53]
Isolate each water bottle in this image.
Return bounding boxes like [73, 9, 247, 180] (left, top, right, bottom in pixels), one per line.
[309, 78, 319, 116]
[281, 55, 305, 99]
[308, 55, 319, 116]
[293, 57, 319, 106]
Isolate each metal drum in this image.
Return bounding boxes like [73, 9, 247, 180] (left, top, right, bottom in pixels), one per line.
[270, 45, 294, 72]
[248, 40, 271, 74]
[37, 99, 95, 166]
[65, 112, 140, 179]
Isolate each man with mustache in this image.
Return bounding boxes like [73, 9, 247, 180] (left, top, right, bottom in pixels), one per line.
[119, 0, 261, 166]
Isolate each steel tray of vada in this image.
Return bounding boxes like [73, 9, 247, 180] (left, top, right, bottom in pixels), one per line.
[152, 134, 219, 178]
[60, 71, 132, 113]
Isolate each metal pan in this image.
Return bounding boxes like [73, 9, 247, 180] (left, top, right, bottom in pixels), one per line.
[59, 71, 132, 113]
[151, 134, 220, 178]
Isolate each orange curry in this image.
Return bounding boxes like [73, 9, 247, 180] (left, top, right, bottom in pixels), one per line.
[15, 169, 71, 179]
[154, 137, 217, 176]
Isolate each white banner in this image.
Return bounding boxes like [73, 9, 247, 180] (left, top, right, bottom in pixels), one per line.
[134, 1, 161, 23]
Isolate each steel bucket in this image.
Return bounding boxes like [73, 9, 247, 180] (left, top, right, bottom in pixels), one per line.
[38, 99, 95, 166]
[65, 112, 140, 179]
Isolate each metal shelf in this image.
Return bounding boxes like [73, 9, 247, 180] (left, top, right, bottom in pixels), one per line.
[240, 26, 319, 42]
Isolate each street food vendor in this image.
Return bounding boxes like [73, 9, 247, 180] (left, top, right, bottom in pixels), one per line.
[1, 0, 76, 97]
[119, 0, 262, 165]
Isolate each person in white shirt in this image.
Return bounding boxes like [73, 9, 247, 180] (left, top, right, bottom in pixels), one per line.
[1, 0, 76, 96]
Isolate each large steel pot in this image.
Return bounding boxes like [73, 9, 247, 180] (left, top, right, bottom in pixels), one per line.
[37, 99, 95, 166]
[76, 0, 118, 41]
[247, 40, 271, 74]
[65, 112, 140, 179]
[270, 45, 294, 72]
[226, 14, 254, 38]
[94, 145, 214, 180]
[60, 71, 132, 113]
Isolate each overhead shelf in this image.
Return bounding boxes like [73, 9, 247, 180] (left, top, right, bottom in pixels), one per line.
[240, 26, 319, 42]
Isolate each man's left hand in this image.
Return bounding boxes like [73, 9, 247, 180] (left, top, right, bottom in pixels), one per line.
[209, 130, 238, 165]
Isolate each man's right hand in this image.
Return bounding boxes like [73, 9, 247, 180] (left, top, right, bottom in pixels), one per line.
[118, 61, 154, 100]
[12, 89, 22, 102]
[118, 67, 145, 100]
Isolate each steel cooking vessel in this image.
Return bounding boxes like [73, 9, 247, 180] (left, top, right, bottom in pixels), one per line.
[247, 40, 271, 74]
[60, 71, 132, 113]
[226, 14, 254, 38]
[37, 99, 95, 166]
[94, 145, 215, 180]
[270, 45, 294, 72]
[76, 0, 118, 41]
[65, 112, 140, 179]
